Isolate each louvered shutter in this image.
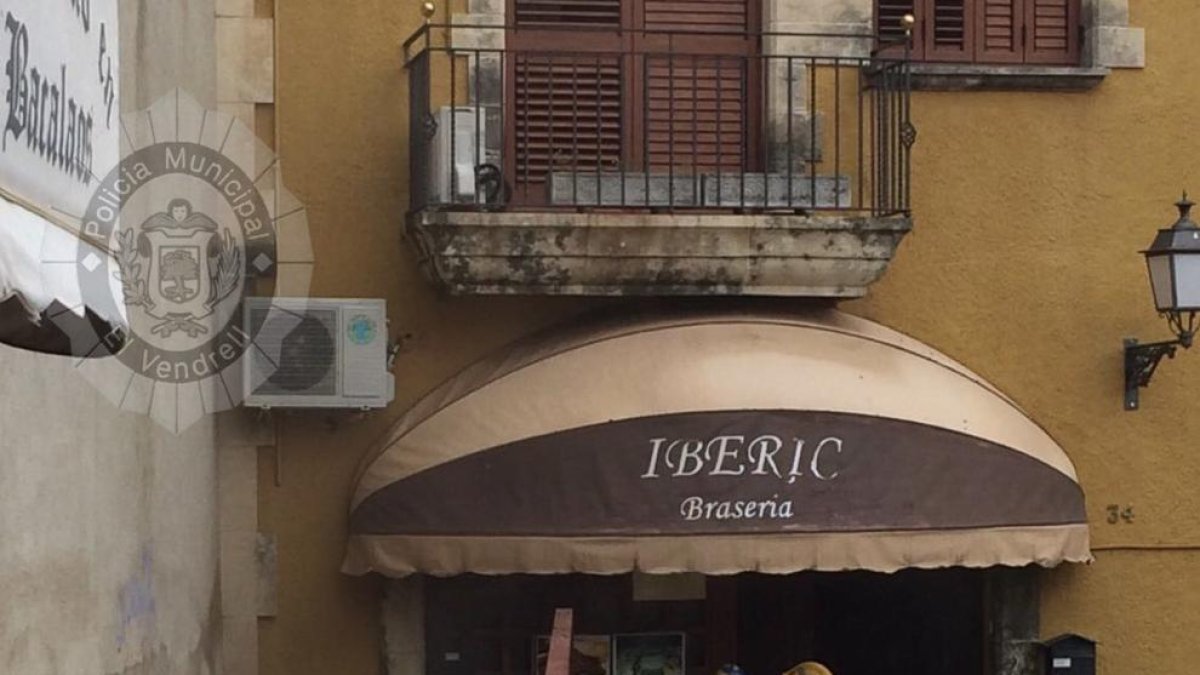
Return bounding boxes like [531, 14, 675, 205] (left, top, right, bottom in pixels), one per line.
[514, 0, 622, 28]
[1023, 0, 1078, 64]
[877, 0, 921, 59]
[877, 0, 973, 62]
[639, 0, 757, 177]
[643, 0, 748, 33]
[512, 56, 624, 203]
[643, 56, 747, 174]
[974, 0, 1023, 63]
[508, 0, 627, 204]
[875, 0, 1079, 65]
[924, 0, 972, 61]
[507, 0, 760, 204]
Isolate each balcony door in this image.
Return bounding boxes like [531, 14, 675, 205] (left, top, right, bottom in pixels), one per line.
[505, 0, 762, 206]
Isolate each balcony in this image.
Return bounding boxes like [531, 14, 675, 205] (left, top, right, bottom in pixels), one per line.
[404, 24, 914, 297]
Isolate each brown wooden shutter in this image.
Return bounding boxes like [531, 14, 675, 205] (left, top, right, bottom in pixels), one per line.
[924, 0, 972, 61]
[512, 56, 624, 202]
[877, 0, 921, 59]
[877, 0, 973, 62]
[643, 0, 749, 33]
[507, 0, 760, 204]
[639, 0, 757, 177]
[514, 0, 622, 28]
[508, 0, 628, 203]
[875, 0, 1079, 65]
[643, 55, 747, 174]
[1023, 0, 1078, 64]
[974, 0, 1023, 63]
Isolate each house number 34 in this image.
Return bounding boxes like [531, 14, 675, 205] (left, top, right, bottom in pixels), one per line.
[1106, 505, 1135, 524]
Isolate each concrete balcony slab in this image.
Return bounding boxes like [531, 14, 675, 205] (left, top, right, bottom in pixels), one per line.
[407, 210, 911, 297]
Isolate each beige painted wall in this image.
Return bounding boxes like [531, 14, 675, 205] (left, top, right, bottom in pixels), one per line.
[0, 2, 220, 674]
[266, 1, 1199, 675]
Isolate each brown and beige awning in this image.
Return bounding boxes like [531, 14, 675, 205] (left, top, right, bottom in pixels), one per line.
[344, 308, 1090, 577]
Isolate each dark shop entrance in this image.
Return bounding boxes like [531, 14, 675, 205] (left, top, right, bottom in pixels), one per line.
[424, 569, 986, 675]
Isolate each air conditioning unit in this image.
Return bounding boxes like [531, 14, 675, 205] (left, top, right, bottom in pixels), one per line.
[243, 297, 394, 410]
[430, 106, 487, 204]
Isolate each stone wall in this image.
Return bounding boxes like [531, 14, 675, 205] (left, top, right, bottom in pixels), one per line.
[212, 1, 279, 672]
[1084, 0, 1144, 68]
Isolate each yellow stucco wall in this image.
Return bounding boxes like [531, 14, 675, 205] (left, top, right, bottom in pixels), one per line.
[859, 0, 1200, 550]
[850, 4, 1200, 671]
[266, 3, 593, 673]
[268, 1, 1200, 674]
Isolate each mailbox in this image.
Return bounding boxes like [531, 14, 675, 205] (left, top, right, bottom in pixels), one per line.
[1043, 634, 1096, 675]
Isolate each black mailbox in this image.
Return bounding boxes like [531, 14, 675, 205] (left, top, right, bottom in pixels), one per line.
[1043, 634, 1096, 675]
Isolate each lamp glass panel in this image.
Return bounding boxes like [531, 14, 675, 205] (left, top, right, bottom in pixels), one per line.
[1148, 254, 1175, 310]
[1174, 254, 1200, 308]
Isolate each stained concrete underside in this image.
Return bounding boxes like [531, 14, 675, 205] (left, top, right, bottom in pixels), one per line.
[408, 210, 912, 297]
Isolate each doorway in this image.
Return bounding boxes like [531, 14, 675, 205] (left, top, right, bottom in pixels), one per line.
[424, 569, 986, 675]
[737, 569, 983, 675]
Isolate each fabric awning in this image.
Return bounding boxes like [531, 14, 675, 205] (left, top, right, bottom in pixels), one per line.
[0, 198, 126, 357]
[345, 308, 1090, 577]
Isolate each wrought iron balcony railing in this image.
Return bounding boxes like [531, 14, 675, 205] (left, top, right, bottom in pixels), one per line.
[404, 24, 912, 217]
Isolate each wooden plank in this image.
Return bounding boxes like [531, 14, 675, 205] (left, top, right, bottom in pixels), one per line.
[545, 609, 574, 675]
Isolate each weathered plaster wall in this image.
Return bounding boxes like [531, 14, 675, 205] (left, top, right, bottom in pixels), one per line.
[268, 2, 1196, 675]
[0, 356, 219, 675]
[0, 2, 220, 674]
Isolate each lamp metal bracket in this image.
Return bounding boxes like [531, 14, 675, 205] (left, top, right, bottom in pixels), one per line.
[1124, 338, 1181, 411]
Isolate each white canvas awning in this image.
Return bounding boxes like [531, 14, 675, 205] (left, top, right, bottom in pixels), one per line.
[0, 197, 127, 357]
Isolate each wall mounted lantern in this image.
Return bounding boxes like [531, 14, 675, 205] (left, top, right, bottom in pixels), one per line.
[1125, 194, 1200, 410]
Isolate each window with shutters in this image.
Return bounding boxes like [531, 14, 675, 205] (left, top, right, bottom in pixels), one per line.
[506, 0, 761, 205]
[877, 0, 1080, 65]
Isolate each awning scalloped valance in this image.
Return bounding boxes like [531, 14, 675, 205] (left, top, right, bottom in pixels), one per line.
[0, 198, 126, 357]
[345, 308, 1090, 577]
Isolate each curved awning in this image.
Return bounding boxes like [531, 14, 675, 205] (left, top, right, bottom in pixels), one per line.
[0, 198, 126, 357]
[345, 308, 1090, 577]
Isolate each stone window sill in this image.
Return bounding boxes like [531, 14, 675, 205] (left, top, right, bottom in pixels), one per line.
[906, 64, 1110, 92]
